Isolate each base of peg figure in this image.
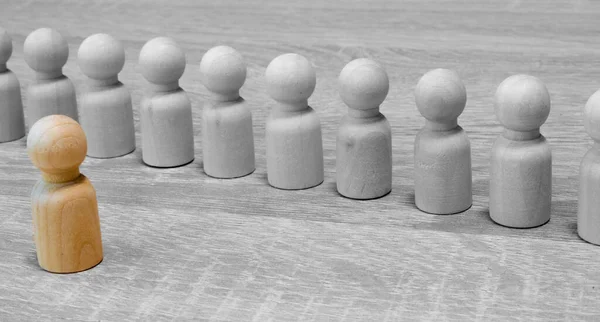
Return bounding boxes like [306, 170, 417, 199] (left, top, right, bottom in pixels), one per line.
[490, 217, 550, 229]
[41, 257, 103, 274]
[87, 148, 136, 159]
[268, 179, 324, 191]
[416, 203, 472, 215]
[338, 188, 391, 201]
[578, 232, 600, 246]
[142, 158, 195, 169]
[0, 134, 25, 143]
[204, 168, 256, 180]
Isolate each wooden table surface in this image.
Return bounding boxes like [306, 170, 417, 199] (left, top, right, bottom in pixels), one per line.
[2, 0, 600, 321]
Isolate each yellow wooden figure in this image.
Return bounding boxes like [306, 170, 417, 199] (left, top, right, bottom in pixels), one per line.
[27, 115, 103, 273]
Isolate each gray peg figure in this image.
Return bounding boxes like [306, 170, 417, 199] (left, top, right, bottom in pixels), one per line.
[414, 69, 472, 214]
[24, 28, 78, 128]
[489, 74, 552, 228]
[77, 33, 135, 158]
[0, 28, 25, 142]
[199, 45, 255, 178]
[265, 53, 324, 190]
[337, 58, 392, 200]
[578, 89, 600, 245]
[138, 37, 194, 168]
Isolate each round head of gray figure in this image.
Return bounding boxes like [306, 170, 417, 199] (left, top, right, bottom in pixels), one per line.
[414, 68, 467, 130]
[78, 33, 125, 83]
[265, 53, 316, 111]
[338, 58, 389, 113]
[494, 74, 550, 133]
[199, 45, 246, 101]
[139, 37, 186, 89]
[24, 28, 69, 79]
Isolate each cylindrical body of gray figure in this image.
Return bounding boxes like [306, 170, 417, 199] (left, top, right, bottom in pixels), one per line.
[266, 107, 324, 190]
[79, 83, 135, 158]
[202, 98, 255, 178]
[27, 76, 78, 127]
[578, 90, 600, 245]
[489, 132, 552, 228]
[414, 125, 472, 214]
[0, 68, 25, 142]
[578, 144, 600, 245]
[336, 113, 391, 199]
[140, 90, 195, 168]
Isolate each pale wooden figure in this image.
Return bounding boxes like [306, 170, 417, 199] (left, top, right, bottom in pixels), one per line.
[77, 33, 135, 158]
[489, 74, 552, 228]
[138, 37, 194, 167]
[27, 115, 103, 273]
[265, 53, 324, 190]
[24, 28, 78, 128]
[0, 28, 25, 142]
[336, 58, 391, 199]
[413, 69, 472, 214]
[578, 89, 600, 245]
[199, 45, 255, 178]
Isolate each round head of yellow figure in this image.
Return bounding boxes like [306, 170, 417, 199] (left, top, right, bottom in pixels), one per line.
[27, 115, 87, 183]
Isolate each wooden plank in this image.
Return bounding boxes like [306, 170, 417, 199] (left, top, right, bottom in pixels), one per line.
[1, 0, 599, 320]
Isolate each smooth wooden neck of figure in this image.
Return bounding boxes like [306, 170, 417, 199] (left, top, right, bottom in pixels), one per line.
[275, 100, 308, 112]
[209, 90, 240, 103]
[149, 81, 180, 93]
[425, 119, 458, 131]
[42, 169, 81, 184]
[502, 128, 540, 141]
[36, 70, 64, 80]
[88, 76, 119, 87]
[0, 63, 6, 72]
[349, 108, 380, 118]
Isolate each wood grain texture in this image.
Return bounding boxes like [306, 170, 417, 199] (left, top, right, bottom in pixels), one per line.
[1, 0, 600, 320]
